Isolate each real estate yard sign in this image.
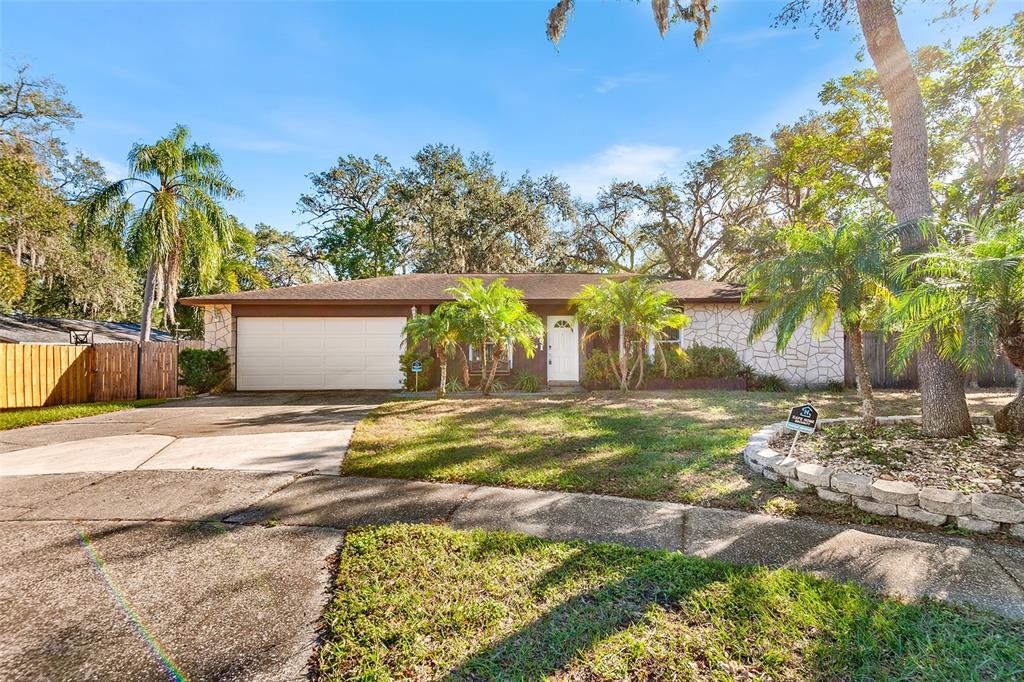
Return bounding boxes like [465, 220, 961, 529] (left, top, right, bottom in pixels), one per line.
[786, 404, 818, 434]
[785, 403, 818, 457]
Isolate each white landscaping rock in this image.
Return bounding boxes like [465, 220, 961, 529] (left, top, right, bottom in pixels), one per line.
[771, 456, 800, 478]
[1009, 524, 1024, 540]
[897, 505, 947, 527]
[830, 472, 873, 498]
[796, 463, 833, 488]
[919, 487, 972, 517]
[763, 469, 782, 482]
[870, 480, 919, 506]
[956, 516, 1000, 533]
[971, 493, 1024, 524]
[751, 448, 784, 468]
[853, 497, 896, 516]
[817, 487, 851, 504]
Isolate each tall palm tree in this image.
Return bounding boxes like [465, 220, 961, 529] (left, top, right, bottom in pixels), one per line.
[745, 220, 894, 429]
[890, 216, 1024, 434]
[571, 277, 689, 393]
[545, 0, 974, 436]
[403, 302, 467, 399]
[82, 125, 237, 341]
[447, 278, 544, 396]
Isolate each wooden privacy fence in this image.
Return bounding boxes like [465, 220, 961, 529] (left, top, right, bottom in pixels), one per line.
[844, 332, 1018, 389]
[1, 340, 205, 409]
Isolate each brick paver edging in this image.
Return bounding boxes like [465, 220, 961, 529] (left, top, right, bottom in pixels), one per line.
[744, 415, 1024, 537]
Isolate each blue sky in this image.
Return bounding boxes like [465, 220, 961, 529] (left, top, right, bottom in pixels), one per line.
[3, 1, 1020, 234]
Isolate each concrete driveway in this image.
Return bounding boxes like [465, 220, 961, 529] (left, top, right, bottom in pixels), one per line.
[0, 392, 385, 476]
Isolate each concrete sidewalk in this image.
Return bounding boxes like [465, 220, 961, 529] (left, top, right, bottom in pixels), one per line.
[3, 470, 1023, 680]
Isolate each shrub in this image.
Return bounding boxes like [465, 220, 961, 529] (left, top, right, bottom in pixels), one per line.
[400, 350, 435, 391]
[748, 373, 788, 392]
[444, 377, 465, 394]
[178, 348, 231, 394]
[513, 372, 542, 393]
[825, 380, 846, 393]
[581, 349, 619, 389]
[489, 379, 508, 393]
[684, 344, 745, 378]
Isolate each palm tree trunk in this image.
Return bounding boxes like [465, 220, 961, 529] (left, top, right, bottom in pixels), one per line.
[994, 331, 1024, 434]
[139, 261, 157, 343]
[848, 326, 877, 431]
[855, 0, 973, 438]
[438, 354, 448, 399]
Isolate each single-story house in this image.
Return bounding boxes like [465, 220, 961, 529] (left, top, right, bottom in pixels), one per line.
[0, 313, 174, 345]
[180, 273, 845, 391]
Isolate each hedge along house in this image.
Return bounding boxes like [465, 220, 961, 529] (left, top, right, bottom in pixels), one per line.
[180, 273, 845, 391]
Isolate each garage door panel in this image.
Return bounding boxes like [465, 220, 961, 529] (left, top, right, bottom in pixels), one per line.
[236, 316, 404, 390]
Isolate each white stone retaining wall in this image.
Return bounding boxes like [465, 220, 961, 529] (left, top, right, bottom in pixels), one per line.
[744, 415, 1024, 538]
[685, 303, 844, 387]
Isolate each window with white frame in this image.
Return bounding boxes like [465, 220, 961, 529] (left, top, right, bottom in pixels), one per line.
[647, 326, 685, 357]
[468, 341, 514, 367]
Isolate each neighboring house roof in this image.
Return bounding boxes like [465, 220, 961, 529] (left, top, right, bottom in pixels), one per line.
[0, 313, 175, 344]
[180, 273, 746, 306]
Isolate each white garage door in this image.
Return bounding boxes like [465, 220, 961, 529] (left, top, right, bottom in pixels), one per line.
[236, 317, 406, 390]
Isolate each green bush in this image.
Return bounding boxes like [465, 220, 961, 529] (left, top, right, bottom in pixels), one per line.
[513, 372, 542, 393]
[400, 350, 435, 391]
[683, 344, 745, 378]
[444, 377, 465, 394]
[178, 348, 231, 394]
[748, 373, 788, 392]
[825, 380, 846, 393]
[582, 349, 619, 388]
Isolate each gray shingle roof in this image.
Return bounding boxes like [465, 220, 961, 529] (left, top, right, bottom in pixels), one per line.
[180, 273, 746, 306]
[0, 313, 175, 344]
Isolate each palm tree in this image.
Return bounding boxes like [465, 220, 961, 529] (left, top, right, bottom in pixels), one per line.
[571, 277, 689, 392]
[545, 0, 974, 437]
[889, 217, 1024, 434]
[446, 278, 544, 396]
[82, 125, 237, 341]
[403, 302, 466, 399]
[745, 220, 893, 429]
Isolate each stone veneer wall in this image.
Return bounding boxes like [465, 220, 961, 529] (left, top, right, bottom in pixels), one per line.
[685, 303, 844, 387]
[744, 416, 1024, 537]
[202, 304, 235, 389]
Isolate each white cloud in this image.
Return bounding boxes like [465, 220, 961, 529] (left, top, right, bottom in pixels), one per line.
[96, 156, 129, 181]
[594, 72, 664, 94]
[557, 144, 690, 199]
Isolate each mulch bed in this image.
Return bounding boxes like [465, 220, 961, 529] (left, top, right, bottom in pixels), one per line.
[771, 422, 1024, 498]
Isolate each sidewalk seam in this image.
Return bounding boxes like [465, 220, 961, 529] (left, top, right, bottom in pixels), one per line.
[132, 436, 180, 470]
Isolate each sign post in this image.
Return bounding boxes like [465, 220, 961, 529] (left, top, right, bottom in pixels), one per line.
[411, 359, 423, 393]
[785, 403, 818, 456]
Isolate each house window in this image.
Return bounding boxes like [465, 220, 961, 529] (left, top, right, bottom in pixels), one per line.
[647, 326, 685, 357]
[469, 341, 514, 367]
[553, 319, 572, 329]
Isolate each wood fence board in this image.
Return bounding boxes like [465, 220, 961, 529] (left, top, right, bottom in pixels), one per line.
[845, 332, 1017, 389]
[1, 340, 198, 409]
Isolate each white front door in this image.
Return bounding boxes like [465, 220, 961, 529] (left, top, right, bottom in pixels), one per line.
[546, 315, 579, 382]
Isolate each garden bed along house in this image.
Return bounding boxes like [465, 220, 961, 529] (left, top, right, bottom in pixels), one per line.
[745, 415, 1024, 536]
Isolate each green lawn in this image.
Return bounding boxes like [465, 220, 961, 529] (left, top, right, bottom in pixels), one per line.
[0, 399, 165, 430]
[344, 389, 1013, 526]
[318, 524, 1024, 680]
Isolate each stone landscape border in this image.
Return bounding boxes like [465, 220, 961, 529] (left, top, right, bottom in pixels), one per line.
[743, 415, 1024, 538]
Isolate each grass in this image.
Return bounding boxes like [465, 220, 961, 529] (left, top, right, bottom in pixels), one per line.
[0, 399, 166, 430]
[344, 389, 1013, 527]
[318, 524, 1024, 681]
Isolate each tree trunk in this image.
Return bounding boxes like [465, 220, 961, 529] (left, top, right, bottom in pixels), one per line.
[855, 0, 973, 438]
[139, 261, 157, 343]
[848, 326, 877, 431]
[994, 332, 1024, 434]
[438, 355, 448, 399]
